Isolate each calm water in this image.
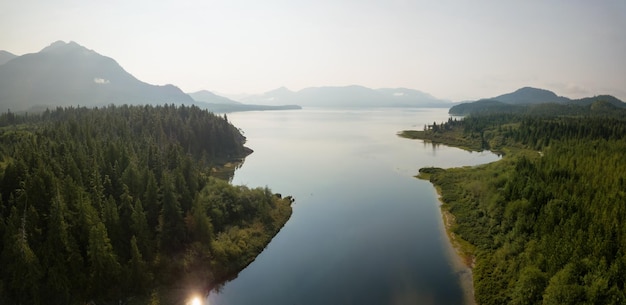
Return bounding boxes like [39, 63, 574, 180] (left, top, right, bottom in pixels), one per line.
[208, 108, 499, 305]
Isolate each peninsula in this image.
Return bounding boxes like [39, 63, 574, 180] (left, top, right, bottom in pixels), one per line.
[0, 105, 293, 305]
[400, 110, 626, 304]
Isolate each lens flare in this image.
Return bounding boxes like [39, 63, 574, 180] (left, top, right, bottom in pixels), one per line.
[190, 296, 202, 305]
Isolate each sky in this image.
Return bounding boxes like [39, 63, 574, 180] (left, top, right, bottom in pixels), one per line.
[1, 0, 625, 101]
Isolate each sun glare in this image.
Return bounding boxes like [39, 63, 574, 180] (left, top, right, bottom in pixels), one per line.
[190, 296, 202, 305]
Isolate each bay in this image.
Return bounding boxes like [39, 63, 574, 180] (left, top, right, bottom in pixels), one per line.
[208, 108, 499, 305]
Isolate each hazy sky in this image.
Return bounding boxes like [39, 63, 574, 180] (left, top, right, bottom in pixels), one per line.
[1, 0, 625, 101]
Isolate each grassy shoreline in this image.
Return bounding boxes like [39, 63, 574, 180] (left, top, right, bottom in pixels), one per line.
[405, 127, 506, 305]
[417, 172, 477, 305]
[401, 113, 626, 304]
[404, 124, 541, 305]
[417, 169, 477, 269]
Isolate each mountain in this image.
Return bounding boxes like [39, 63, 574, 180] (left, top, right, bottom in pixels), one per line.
[0, 40, 193, 112]
[239, 86, 297, 105]
[296, 85, 385, 107]
[0, 50, 17, 66]
[187, 89, 301, 113]
[238, 85, 451, 108]
[491, 87, 570, 105]
[188, 90, 241, 105]
[377, 88, 453, 107]
[571, 94, 625, 108]
[449, 87, 626, 115]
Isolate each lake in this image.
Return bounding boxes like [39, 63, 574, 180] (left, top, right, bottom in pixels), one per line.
[208, 108, 500, 305]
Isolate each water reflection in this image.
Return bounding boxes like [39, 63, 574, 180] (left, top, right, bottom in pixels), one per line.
[422, 140, 443, 155]
[209, 108, 500, 305]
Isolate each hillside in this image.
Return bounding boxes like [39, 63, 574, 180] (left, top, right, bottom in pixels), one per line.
[0, 50, 17, 66]
[188, 90, 242, 105]
[0, 41, 193, 112]
[450, 87, 626, 115]
[401, 113, 626, 304]
[188, 89, 301, 113]
[0, 105, 293, 304]
[490, 87, 570, 105]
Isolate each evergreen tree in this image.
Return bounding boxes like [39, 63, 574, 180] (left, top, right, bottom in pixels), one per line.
[126, 235, 151, 295]
[87, 221, 121, 301]
[158, 173, 186, 254]
[1, 207, 42, 305]
[131, 198, 153, 261]
[0, 105, 291, 303]
[41, 191, 73, 303]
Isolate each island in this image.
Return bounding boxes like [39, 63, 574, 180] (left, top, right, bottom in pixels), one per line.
[0, 104, 293, 305]
[400, 110, 626, 304]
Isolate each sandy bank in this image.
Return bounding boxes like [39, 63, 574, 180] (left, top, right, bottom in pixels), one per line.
[433, 187, 476, 305]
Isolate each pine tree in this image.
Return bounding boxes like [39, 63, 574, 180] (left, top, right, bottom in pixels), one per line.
[126, 235, 151, 295]
[87, 221, 121, 301]
[142, 170, 160, 232]
[41, 191, 72, 303]
[158, 173, 186, 254]
[131, 199, 153, 261]
[1, 206, 42, 304]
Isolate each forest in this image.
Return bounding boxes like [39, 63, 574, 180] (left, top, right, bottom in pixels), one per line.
[0, 105, 293, 304]
[403, 111, 626, 304]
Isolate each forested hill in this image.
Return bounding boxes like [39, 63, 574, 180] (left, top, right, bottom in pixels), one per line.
[0, 104, 293, 304]
[401, 113, 626, 304]
[449, 86, 626, 116]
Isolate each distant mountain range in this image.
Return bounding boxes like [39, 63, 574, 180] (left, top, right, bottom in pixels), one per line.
[238, 85, 452, 108]
[449, 87, 626, 115]
[187, 90, 301, 112]
[0, 40, 452, 113]
[0, 41, 300, 113]
[0, 41, 195, 112]
[189, 90, 242, 105]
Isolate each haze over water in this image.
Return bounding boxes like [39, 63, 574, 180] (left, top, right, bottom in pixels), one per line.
[208, 108, 499, 305]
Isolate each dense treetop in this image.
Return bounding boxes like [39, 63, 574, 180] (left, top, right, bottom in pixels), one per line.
[449, 96, 626, 116]
[0, 104, 292, 304]
[404, 112, 626, 304]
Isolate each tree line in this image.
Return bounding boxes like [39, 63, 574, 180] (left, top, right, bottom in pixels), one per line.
[418, 113, 626, 304]
[0, 105, 292, 304]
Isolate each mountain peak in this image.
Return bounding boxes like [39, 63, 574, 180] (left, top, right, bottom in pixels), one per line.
[492, 87, 567, 105]
[0, 41, 193, 111]
[188, 90, 241, 105]
[268, 86, 293, 94]
[40, 40, 92, 54]
[513, 86, 557, 96]
[449, 87, 626, 115]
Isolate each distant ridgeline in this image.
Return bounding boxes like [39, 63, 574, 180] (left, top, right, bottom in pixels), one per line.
[402, 109, 626, 304]
[449, 87, 626, 116]
[0, 41, 301, 114]
[0, 104, 293, 304]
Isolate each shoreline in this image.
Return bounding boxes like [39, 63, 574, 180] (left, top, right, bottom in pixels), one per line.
[431, 185, 476, 305]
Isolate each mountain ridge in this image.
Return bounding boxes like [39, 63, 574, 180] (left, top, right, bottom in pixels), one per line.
[0, 41, 303, 113]
[0, 50, 17, 66]
[490, 86, 570, 105]
[188, 90, 241, 105]
[0, 40, 194, 112]
[449, 87, 626, 115]
[238, 85, 452, 108]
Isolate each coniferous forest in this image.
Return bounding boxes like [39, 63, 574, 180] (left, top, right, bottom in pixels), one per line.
[403, 111, 626, 304]
[0, 105, 293, 304]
